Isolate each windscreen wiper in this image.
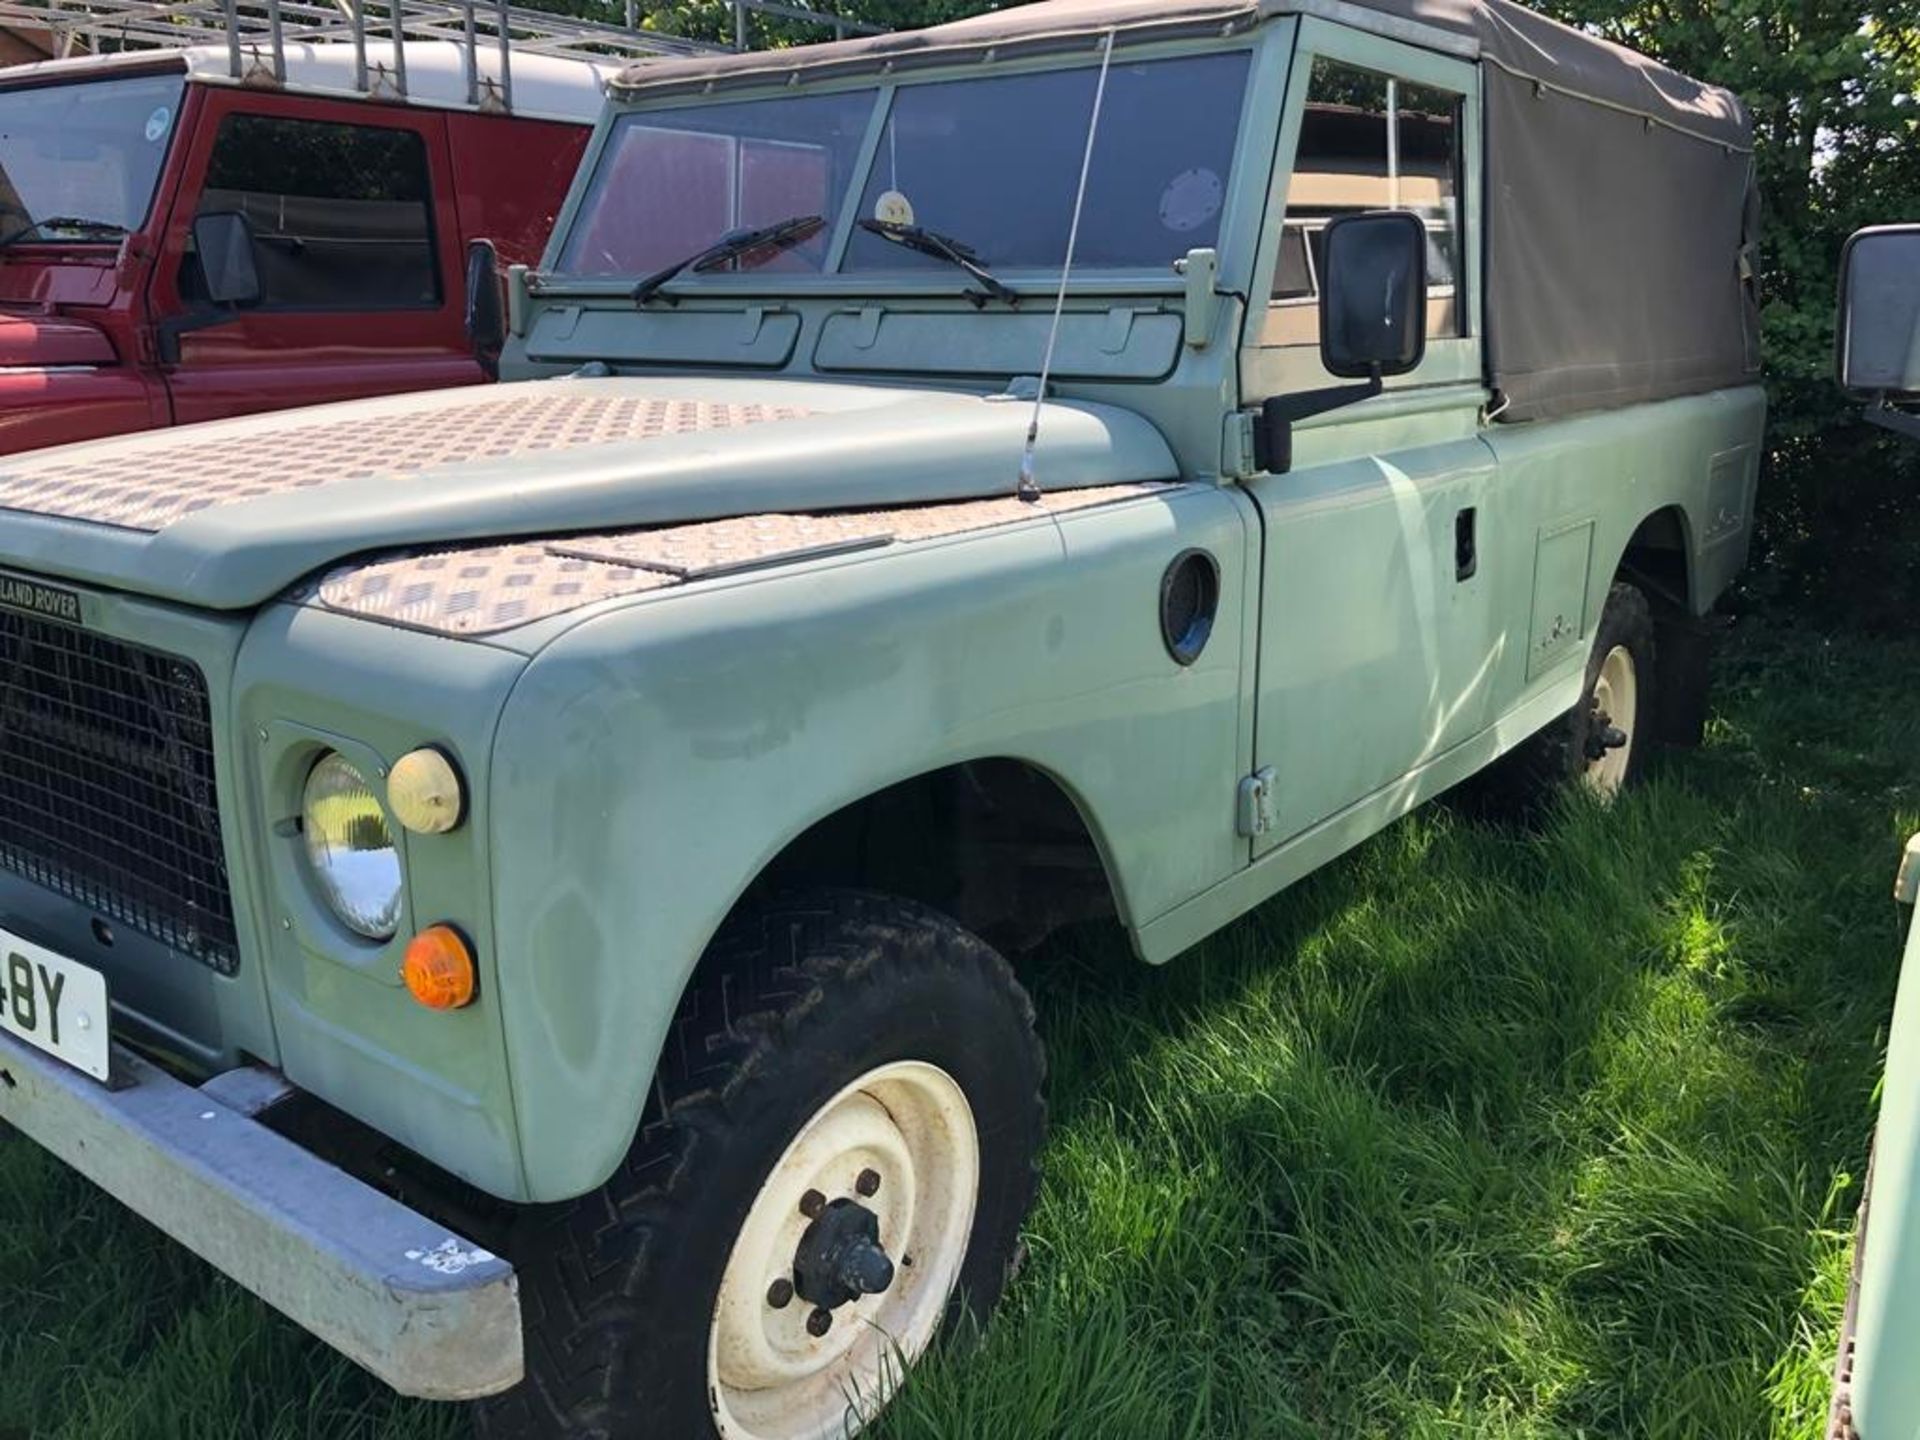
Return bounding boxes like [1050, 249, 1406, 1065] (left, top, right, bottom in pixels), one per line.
[632, 214, 826, 305]
[0, 216, 128, 250]
[856, 219, 1021, 308]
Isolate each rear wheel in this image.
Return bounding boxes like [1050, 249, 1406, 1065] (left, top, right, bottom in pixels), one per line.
[1469, 581, 1657, 814]
[1582, 635, 1643, 798]
[475, 890, 1045, 1440]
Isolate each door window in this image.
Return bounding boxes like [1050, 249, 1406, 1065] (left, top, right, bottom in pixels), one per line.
[187, 113, 440, 309]
[1267, 57, 1464, 346]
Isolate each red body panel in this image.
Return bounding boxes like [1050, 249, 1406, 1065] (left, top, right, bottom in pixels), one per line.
[0, 312, 118, 367]
[0, 73, 594, 458]
[445, 111, 590, 269]
[0, 366, 163, 454]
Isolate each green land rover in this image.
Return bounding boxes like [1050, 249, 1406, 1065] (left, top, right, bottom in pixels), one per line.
[0, 1, 1765, 1435]
[1825, 224, 1920, 1440]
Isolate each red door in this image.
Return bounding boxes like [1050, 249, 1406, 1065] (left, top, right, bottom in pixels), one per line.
[149, 87, 483, 427]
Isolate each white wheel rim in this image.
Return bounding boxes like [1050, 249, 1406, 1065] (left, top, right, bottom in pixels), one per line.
[1582, 643, 1639, 799]
[708, 1061, 980, 1440]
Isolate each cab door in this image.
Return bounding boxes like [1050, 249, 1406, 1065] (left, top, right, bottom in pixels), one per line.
[1240, 23, 1494, 851]
[149, 88, 479, 425]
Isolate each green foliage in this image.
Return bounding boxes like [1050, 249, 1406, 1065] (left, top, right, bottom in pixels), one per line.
[519, 0, 990, 49]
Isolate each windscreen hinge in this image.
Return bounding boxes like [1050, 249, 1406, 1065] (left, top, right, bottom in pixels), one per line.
[1176, 247, 1219, 350]
[1236, 767, 1277, 839]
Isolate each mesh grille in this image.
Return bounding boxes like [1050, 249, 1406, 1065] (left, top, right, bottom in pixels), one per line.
[0, 613, 237, 974]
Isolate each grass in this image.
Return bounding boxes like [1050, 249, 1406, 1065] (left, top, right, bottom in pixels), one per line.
[3, 617, 1917, 1439]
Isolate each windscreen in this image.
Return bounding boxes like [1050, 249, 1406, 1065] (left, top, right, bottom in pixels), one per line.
[0, 72, 184, 244]
[558, 89, 878, 277]
[554, 50, 1251, 282]
[845, 52, 1250, 273]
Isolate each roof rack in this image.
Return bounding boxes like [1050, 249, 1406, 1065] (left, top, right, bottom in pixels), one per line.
[0, 0, 884, 111]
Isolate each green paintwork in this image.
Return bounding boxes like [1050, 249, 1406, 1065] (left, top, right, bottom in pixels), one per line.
[0, 379, 1176, 611]
[0, 9, 1762, 1211]
[1849, 847, 1920, 1439]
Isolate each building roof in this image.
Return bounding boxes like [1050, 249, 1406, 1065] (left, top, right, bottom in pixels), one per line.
[0, 38, 616, 122]
[609, 0, 1748, 150]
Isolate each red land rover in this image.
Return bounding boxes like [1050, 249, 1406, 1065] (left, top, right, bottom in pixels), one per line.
[0, 38, 619, 454]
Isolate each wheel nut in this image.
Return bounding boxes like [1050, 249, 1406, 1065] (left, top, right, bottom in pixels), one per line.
[799, 1189, 827, 1219]
[855, 1168, 881, 1198]
[806, 1307, 833, 1337]
[766, 1278, 793, 1310]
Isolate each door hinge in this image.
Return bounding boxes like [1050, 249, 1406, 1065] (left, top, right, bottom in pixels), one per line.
[1236, 767, 1276, 839]
[1222, 409, 1260, 479]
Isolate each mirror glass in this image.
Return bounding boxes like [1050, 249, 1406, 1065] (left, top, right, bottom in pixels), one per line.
[192, 211, 261, 308]
[1319, 210, 1428, 379]
[1840, 226, 1920, 395]
[465, 239, 506, 359]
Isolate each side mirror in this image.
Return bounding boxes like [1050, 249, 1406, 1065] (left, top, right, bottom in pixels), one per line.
[1839, 226, 1920, 397]
[192, 211, 261, 308]
[465, 239, 506, 377]
[1250, 211, 1432, 476]
[1318, 210, 1429, 380]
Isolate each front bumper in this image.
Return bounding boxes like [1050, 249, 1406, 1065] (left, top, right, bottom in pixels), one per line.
[0, 1032, 523, 1402]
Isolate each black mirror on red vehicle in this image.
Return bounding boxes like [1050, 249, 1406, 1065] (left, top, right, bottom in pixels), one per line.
[1318, 210, 1429, 380]
[465, 240, 506, 377]
[192, 211, 261, 308]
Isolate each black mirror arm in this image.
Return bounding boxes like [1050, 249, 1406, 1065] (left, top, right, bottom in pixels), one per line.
[465, 239, 507, 379]
[153, 308, 244, 366]
[1252, 367, 1384, 476]
[1865, 394, 1920, 444]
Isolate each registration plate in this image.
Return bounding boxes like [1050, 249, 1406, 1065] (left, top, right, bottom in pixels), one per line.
[0, 928, 110, 1082]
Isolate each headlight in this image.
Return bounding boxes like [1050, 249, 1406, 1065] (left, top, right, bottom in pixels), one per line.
[302, 752, 403, 940]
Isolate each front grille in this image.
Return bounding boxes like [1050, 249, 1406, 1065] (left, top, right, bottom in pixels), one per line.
[0, 611, 238, 974]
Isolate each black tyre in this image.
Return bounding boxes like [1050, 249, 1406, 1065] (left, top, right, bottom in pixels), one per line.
[475, 890, 1046, 1440]
[1472, 581, 1657, 814]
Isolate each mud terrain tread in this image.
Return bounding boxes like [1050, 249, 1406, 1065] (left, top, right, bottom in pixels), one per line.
[474, 890, 1043, 1440]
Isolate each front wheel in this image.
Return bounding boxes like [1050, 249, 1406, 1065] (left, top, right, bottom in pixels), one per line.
[475, 891, 1046, 1440]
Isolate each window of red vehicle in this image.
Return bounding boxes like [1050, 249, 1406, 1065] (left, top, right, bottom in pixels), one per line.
[184, 112, 441, 309]
[0, 72, 184, 244]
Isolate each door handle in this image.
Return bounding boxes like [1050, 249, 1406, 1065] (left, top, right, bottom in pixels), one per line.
[1455, 507, 1478, 582]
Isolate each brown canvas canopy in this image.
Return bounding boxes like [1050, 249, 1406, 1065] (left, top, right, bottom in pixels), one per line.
[614, 0, 1762, 422]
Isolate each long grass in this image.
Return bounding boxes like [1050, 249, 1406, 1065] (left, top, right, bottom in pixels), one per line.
[2, 619, 1914, 1439]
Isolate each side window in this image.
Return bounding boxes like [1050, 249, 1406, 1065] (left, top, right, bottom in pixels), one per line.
[186, 114, 440, 310]
[1266, 57, 1464, 347]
